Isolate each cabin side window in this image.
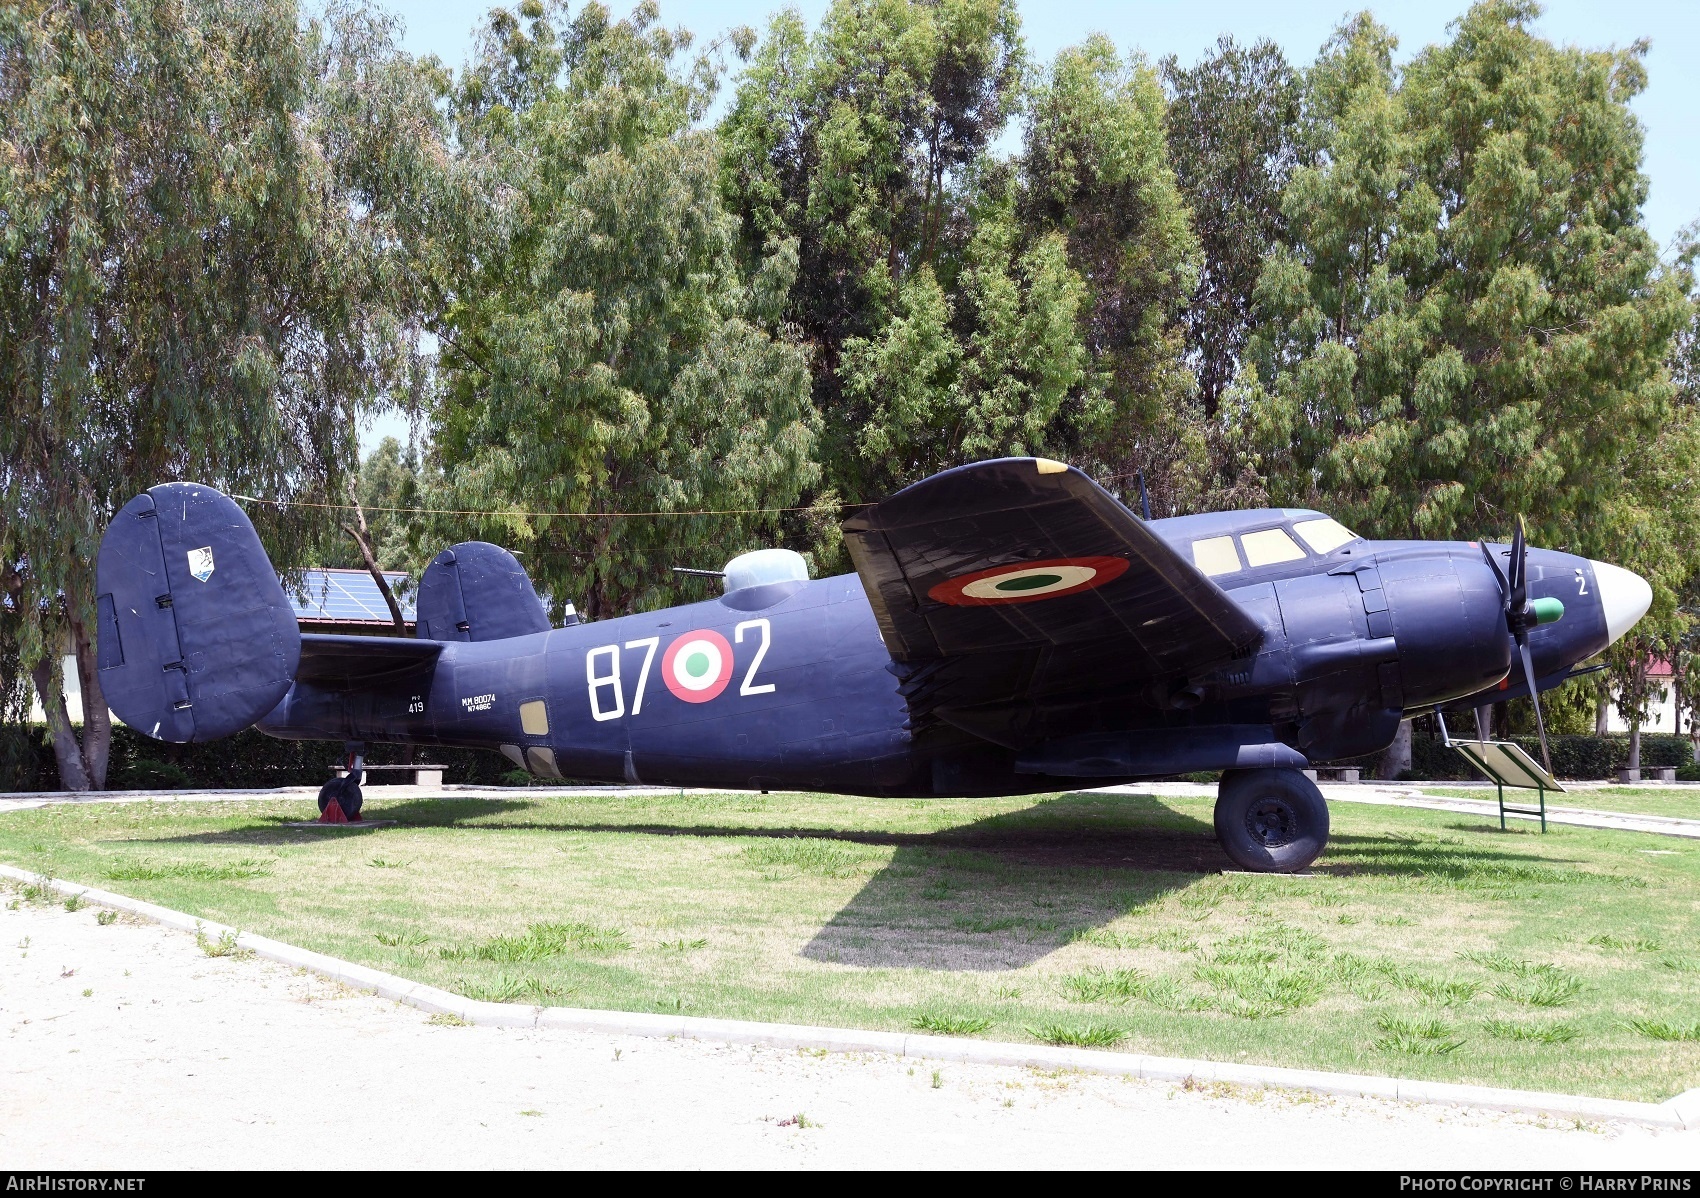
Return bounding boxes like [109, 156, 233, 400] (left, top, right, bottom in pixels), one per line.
[1241, 527, 1307, 567]
[1293, 517, 1360, 554]
[1191, 535, 1242, 577]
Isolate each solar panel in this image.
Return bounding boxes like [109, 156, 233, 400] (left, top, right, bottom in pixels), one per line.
[287, 569, 416, 623]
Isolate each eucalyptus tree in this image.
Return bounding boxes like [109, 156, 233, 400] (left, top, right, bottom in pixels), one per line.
[1015, 37, 1203, 514]
[0, 0, 445, 788]
[723, 3, 1204, 522]
[1245, 3, 1693, 593]
[1162, 37, 1305, 421]
[719, 0, 1025, 507]
[428, 1, 818, 620]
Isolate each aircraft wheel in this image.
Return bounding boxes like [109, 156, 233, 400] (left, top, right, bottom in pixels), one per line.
[316, 776, 365, 819]
[1213, 768, 1329, 873]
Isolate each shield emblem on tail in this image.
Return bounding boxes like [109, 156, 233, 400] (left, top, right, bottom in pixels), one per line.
[187, 546, 215, 582]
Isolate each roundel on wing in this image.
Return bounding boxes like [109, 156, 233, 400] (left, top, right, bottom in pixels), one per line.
[927, 556, 1131, 606]
[662, 630, 735, 702]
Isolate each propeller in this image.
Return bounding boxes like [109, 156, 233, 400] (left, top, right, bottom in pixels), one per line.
[1480, 517, 1565, 774]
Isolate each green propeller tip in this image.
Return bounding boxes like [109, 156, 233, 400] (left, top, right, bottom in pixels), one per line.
[1531, 596, 1564, 626]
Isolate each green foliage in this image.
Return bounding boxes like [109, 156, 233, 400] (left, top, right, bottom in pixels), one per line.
[429, 2, 817, 619]
[1624, 1018, 1700, 1042]
[743, 836, 879, 878]
[108, 859, 272, 882]
[0, 0, 447, 788]
[722, 2, 1203, 528]
[1063, 966, 1150, 1004]
[1374, 1015, 1464, 1055]
[451, 920, 630, 963]
[910, 1012, 993, 1035]
[0, 723, 515, 792]
[1244, 2, 1696, 618]
[1162, 37, 1304, 428]
[1026, 1021, 1126, 1048]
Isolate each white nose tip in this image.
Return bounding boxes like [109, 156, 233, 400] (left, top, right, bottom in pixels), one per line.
[1590, 559, 1652, 644]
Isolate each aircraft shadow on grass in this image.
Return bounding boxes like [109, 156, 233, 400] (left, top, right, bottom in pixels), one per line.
[122, 792, 1587, 971]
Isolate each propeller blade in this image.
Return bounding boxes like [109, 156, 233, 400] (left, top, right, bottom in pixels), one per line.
[1519, 638, 1553, 775]
[1481, 539, 1509, 601]
[1508, 516, 1528, 612]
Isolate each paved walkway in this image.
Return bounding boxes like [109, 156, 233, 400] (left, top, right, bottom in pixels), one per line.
[1107, 782, 1700, 841]
[2, 900, 1693, 1170]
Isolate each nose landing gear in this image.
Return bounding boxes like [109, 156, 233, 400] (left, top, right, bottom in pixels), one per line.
[1213, 768, 1329, 873]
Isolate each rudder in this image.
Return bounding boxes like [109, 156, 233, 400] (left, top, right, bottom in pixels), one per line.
[415, 541, 549, 642]
[96, 483, 301, 742]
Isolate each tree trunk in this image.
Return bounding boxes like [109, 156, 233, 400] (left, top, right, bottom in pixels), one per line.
[1595, 675, 1610, 735]
[1378, 717, 1413, 780]
[29, 655, 90, 792]
[69, 603, 111, 788]
[1475, 704, 1493, 741]
[1629, 655, 1647, 770]
[342, 483, 407, 636]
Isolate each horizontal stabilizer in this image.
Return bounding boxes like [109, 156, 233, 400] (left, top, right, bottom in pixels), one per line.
[295, 633, 442, 688]
[96, 483, 300, 742]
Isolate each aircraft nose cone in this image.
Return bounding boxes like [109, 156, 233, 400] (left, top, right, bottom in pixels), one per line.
[1590, 559, 1652, 644]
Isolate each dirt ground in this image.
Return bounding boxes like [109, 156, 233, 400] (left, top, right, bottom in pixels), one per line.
[2, 902, 1696, 1169]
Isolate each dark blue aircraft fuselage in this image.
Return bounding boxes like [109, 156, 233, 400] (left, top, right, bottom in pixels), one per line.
[256, 511, 1616, 796]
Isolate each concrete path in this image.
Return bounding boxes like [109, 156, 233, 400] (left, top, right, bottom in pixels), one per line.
[1106, 782, 1700, 841]
[2, 901, 1694, 1170]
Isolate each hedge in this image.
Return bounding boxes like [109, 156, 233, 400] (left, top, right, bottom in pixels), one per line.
[0, 724, 517, 793]
[2, 722, 1695, 792]
[1343, 728, 1697, 782]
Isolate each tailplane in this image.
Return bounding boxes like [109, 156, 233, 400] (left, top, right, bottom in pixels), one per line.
[97, 483, 301, 742]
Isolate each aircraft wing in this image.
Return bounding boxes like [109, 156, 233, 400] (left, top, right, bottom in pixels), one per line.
[842, 458, 1263, 746]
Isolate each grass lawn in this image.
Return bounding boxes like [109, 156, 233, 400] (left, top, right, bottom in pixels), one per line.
[3, 788, 1698, 1102]
[1419, 786, 1700, 821]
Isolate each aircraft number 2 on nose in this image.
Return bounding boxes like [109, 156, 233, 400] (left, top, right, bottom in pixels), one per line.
[586, 619, 775, 722]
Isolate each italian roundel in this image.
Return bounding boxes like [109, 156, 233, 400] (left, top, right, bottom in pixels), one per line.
[662, 630, 735, 702]
[927, 556, 1131, 606]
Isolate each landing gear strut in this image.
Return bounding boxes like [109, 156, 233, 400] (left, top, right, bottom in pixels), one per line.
[317, 743, 366, 823]
[1213, 768, 1329, 873]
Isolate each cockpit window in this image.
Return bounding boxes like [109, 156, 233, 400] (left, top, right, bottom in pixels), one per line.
[1241, 527, 1307, 567]
[1192, 535, 1242, 577]
[1293, 517, 1360, 554]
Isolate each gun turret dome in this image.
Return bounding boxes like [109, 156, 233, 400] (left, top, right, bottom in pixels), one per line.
[723, 548, 809, 593]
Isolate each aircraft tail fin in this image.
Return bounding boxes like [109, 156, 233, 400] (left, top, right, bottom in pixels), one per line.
[96, 483, 301, 743]
[415, 541, 550, 642]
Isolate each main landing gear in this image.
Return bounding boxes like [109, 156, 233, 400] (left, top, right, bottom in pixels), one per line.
[1213, 767, 1329, 873]
[317, 743, 366, 823]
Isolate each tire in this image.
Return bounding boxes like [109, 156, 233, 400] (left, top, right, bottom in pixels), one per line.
[315, 775, 365, 819]
[1213, 768, 1330, 873]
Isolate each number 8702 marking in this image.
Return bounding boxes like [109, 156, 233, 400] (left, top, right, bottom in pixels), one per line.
[587, 621, 773, 721]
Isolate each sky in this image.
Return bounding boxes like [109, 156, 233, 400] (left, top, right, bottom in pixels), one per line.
[362, 0, 1700, 453]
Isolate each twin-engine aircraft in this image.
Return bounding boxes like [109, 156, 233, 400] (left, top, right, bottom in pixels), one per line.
[94, 458, 1650, 872]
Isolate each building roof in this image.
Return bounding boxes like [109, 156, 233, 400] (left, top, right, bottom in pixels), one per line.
[287, 568, 415, 626]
